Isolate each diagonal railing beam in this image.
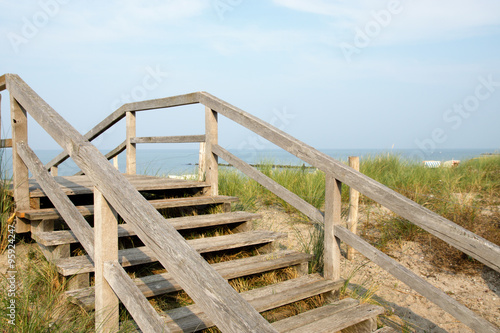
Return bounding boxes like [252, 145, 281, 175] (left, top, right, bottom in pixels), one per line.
[198, 91, 500, 273]
[16, 142, 95, 258]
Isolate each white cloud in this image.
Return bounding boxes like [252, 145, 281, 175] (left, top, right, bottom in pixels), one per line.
[274, 0, 500, 44]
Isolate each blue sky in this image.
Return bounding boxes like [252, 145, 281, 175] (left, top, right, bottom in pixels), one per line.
[1, 0, 499, 156]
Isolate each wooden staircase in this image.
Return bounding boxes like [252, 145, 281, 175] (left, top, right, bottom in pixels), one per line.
[3, 73, 498, 332]
[16, 175, 386, 332]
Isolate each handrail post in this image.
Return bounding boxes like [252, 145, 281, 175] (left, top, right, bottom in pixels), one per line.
[198, 142, 206, 181]
[94, 187, 119, 332]
[126, 111, 136, 174]
[324, 174, 342, 281]
[205, 107, 218, 195]
[10, 95, 30, 233]
[347, 156, 360, 260]
[50, 166, 58, 176]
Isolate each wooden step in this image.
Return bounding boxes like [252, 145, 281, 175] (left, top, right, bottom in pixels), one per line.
[374, 327, 399, 333]
[54, 230, 287, 276]
[66, 250, 313, 310]
[272, 298, 385, 332]
[17, 195, 239, 221]
[23, 174, 209, 198]
[160, 274, 344, 332]
[33, 211, 260, 246]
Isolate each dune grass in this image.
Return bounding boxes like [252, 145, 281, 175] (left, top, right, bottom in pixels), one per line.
[218, 154, 500, 271]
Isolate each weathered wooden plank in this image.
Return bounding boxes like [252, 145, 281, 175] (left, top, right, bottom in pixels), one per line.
[54, 230, 287, 275]
[0, 139, 12, 148]
[275, 301, 384, 333]
[272, 298, 359, 332]
[0, 74, 6, 91]
[18, 195, 238, 223]
[10, 95, 30, 233]
[126, 111, 136, 175]
[205, 107, 218, 195]
[75, 140, 127, 175]
[131, 135, 205, 144]
[104, 261, 168, 332]
[45, 92, 200, 171]
[45, 107, 127, 170]
[324, 175, 342, 281]
[16, 142, 95, 258]
[213, 145, 324, 223]
[8, 75, 276, 333]
[198, 142, 206, 181]
[26, 174, 209, 198]
[335, 226, 500, 333]
[34, 211, 260, 246]
[67, 250, 313, 311]
[94, 188, 119, 332]
[199, 91, 500, 273]
[122, 92, 200, 112]
[161, 274, 344, 332]
[347, 156, 360, 260]
[106, 140, 126, 160]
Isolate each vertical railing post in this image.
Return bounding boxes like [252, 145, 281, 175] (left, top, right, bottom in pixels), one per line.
[94, 187, 119, 332]
[324, 173, 342, 281]
[10, 95, 30, 233]
[347, 156, 360, 260]
[198, 142, 206, 181]
[205, 107, 218, 195]
[50, 166, 58, 176]
[126, 111, 136, 174]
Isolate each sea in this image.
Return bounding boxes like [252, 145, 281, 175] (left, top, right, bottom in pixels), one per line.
[2, 148, 497, 177]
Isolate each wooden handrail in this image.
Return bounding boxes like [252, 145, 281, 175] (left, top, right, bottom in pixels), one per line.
[213, 144, 324, 223]
[74, 140, 126, 176]
[335, 226, 499, 333]
[16, 142, 95, 258]
[131, 135, 205, 144]
[6, 74, 277, 333]
[198, 91, 500, 273]
[45, 93, 201, 170]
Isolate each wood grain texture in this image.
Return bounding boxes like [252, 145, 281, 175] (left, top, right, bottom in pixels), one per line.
[205, 107, 218, 195]
[104, 261, 168, 332]
[347, 156, 360, 260]
[10, 95, 30, 233]
[94, 188, 119, 332]
[45, 106, 127, 170]
[67, 250, 313, 311]
[45, 92, 200, 170]
[16, 142, 95, 258]
[54, 230, 287, 275]
[161, 274, 344, 332]
[131, 135, 205, 144]
[34, 211, 260, 246]
[213, 144, 324, 223]
[0, 139, 13, 148]
[324, 175, 342, 281]
[24, 174, 209, 198]
[276, 302, 384, 333]
[335, 226, 499, 333]
[8, 75, 275, 333]
[19, 195, 238, 223]
[198, 91, 500, 273]
[126, 111, 136, 175]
